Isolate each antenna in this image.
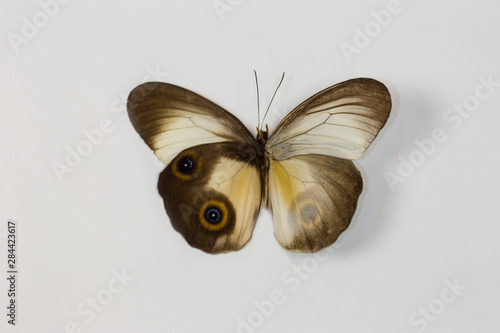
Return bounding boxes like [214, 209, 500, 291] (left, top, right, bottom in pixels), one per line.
[260, 72, 285, 129]
[253, 70, 260, 129]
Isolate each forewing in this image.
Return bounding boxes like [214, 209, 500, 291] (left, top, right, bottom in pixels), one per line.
[267, 78, 391, 160]
[268, 154, 362, 253]
[127, 82, 255, 165]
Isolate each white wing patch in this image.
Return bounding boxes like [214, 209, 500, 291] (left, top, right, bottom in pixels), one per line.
[150, 113, 236, 165]
[206, 157, 262, 252]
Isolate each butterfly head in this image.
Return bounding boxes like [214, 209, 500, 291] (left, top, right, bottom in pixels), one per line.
[256, 125, 269, 146]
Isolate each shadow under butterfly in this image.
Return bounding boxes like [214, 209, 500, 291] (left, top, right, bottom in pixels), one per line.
[127, 74, 391, 254]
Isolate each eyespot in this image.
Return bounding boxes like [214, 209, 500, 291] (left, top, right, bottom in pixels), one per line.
[199, 199, 229, 231]
[205, 207, 221, 224]
[298, 201, 321, 226]
[171, 151, 202, 180]
[177, 157, 194, 173]
[289, 194, 322, 229]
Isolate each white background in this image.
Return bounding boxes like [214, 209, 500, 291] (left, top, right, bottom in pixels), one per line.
[1, 1, 499, 332]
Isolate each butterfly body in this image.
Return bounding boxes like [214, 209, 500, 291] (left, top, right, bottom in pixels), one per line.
[128, 78, 391, 254]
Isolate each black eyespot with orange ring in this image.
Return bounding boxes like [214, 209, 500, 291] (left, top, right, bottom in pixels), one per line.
[199, 199, 229, 231]
[171, 151, 203, 180]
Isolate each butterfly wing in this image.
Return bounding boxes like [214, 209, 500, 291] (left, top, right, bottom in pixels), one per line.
[127, 82, 256, 165]
[267, 78, 391, 161]
[158, 142, 262, 254]
[268, 155, 362, 252]
[128, 83, 262, 254]
[266, 78, 391, 252]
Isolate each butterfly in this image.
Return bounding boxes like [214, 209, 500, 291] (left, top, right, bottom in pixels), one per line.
[127, 76, 391, 254]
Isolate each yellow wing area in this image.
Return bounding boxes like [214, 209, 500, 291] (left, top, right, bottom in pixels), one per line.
[268, 154, 362, 252]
